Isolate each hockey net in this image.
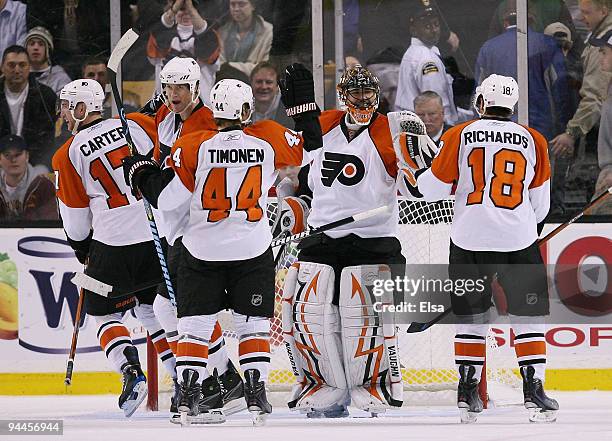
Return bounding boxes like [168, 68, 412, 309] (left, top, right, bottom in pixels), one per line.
[148, 198, 523, 408]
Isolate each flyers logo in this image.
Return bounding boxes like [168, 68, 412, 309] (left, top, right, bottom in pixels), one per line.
[321, 152, 365, 187]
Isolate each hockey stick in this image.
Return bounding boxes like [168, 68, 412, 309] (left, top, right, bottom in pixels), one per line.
[107, 28, 176, 307]
[65, 265, 87, 386]
[270, 205, 391, 248]
[71, 272, 113, 297]
[405, 185, 612, 333]
[538, 185, 612, 244]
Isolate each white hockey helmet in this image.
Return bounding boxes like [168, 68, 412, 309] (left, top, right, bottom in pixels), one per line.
[210, 79, 254, 123]
[160, 57, 201, 109]
[473, 74, 519, 116]
[59, 79, 105, 133]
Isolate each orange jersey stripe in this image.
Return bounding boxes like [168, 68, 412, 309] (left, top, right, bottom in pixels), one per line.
[52, 137, 89, 208]
[210, 321, 223, 342]
[177, 341, 209, 358]
[99, 325, 131, 349]
[523, 126, 551, 189]
[368, 113, 398, 179]
[168, 340, 178, 354]
[170, 130, 216, 192]
[319, 110, 344, 135]
[454, 342, 486, 358]
[432, 120, 477, 184]
[238, 338, 271, 357]
[153, 338, 171, 355]
[127, 112, 158, 146]
[245, 120, 303, 170]
[515, 341, 547, 358]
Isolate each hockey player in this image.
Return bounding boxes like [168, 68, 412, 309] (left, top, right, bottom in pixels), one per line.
[280, 64, 437, 417]
[413, 74, 558, 423]
[52, 79, 175, 417]
[141, 56, 244, 421]
[123, 65, 322, 425]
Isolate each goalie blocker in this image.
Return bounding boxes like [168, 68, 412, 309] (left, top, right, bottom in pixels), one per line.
[282, 262, 403, 414]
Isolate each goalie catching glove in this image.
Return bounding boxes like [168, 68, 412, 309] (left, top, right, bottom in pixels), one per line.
[278, 63, 319, 118]
[273, 196, 310, 237]
[387, 111, 439, 187]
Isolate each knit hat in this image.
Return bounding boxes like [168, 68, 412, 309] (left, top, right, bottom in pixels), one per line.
[25, 27, 54, 61]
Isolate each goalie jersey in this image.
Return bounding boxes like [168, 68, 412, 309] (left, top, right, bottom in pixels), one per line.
[52, 117, 156, 246]
[417, 118, 551, 252]
[306, 110, 412, 239]
[157, 120, 307, 261]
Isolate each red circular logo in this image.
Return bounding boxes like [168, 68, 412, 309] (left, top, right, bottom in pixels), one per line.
[554, 236, 612, 316]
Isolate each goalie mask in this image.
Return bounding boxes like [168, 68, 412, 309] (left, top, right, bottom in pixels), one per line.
[473, 74, 519, 116]
[160, 56, 201, 111]
[59, 79, 104, 134]
[337, 64, 380, 126]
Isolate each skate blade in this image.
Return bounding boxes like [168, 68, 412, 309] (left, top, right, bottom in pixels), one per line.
[365, 407, 387, 418]
[458, 403, 480, 424]
[172, 410, 226, 425]
[528, 408, 557, 423]
[178, 410, 190, 427]
[121, 381, 148, 418]
[248, 407, 269, 426]
[250, 412, 267, 426]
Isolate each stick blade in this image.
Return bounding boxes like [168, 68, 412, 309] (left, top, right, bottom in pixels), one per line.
[108, 28, 140, 72]
[406, 322, 431, 333]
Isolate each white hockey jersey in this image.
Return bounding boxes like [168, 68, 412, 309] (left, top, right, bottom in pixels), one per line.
[52, 117, 156, 246]
[152, 102, 217, 245]
[417, 118, 551, 252]
[157, 120, 306, 261]
[306, 110, 409, 239]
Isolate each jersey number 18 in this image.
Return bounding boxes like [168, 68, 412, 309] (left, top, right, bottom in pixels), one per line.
[467, 148, 527, 209]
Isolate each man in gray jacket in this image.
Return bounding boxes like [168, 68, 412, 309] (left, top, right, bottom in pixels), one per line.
[550, 0, 612, 157]
[589, 29, 612, 213]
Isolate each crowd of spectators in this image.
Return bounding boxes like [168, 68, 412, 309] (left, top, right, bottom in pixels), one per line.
[0, 0, 610, 220]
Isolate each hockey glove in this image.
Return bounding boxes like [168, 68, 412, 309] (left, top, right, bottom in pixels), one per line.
[122, 154, 159, 197]
[278, 63, 319, 118]
[67, 230, 92, 265]
[387, 111, 439, 187]
[138, 93, 165, 116]
[274, 196, 310, 237]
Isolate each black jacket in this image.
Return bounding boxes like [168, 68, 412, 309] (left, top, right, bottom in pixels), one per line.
[0, 77, 57, 168]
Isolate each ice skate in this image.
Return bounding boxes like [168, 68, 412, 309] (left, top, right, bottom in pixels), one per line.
[118, 347, 147, 418]
[244, 369, 272, 426]
[521, 366, 558, 423]
[177, 369, 202, 426]
[170, 378, 179, 416]
[457, 365, 483, 424]
[218, 361, 247, 415]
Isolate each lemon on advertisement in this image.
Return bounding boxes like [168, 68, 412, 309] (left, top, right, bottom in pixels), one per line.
[0, 252, 18, 340]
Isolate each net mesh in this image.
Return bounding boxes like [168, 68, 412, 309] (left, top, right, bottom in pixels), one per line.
[154, 198, 523, 404]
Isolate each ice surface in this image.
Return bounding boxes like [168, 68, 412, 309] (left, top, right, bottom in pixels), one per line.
[1, 392, 611, 441]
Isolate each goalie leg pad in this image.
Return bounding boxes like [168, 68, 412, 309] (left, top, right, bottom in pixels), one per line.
[281, 262, 348, 410]
[339, 265, 403, 412]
